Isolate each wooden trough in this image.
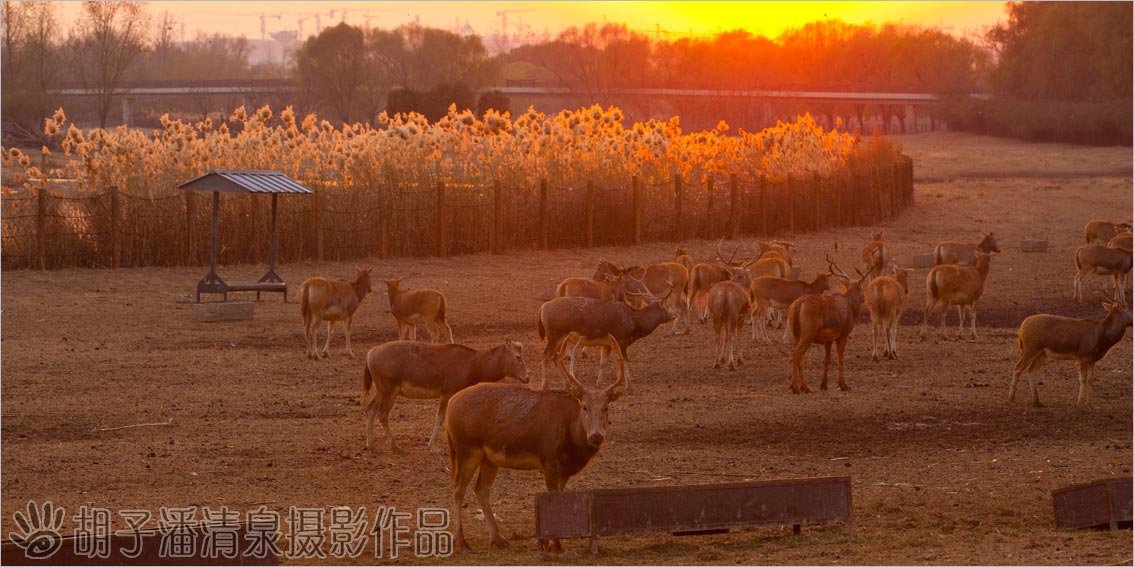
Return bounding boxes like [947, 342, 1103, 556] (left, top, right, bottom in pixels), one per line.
[1, 521, 277, 566]
[1052, 477, 1132, 530]
[535, 476, 851, 554]
[1019, 239, 1049, 253]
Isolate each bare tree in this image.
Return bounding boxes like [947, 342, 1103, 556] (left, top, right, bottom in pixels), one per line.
[69, 1, 149, 128]
[2, 1, 63, 143]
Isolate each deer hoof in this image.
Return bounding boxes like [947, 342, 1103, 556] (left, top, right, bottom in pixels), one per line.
[491, 537, 512, 550]
[541, 539, 563, 554]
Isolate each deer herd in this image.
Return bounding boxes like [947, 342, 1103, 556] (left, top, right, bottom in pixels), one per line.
[290, 217, 1130, 552]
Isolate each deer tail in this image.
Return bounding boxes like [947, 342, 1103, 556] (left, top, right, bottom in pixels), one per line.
[536, 306, 547, 344]
[362, 363, 373, 406]
[299, 282, 311, 327]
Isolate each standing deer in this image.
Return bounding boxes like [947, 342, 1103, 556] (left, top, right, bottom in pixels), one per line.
[788, 256, 866, 393]
[1009, 302, 1132, 407]
[755, 240, 795, 266]
[362, 340, 527, 453]
[1084, 219, 1132, 246]
[860, 230, 893, 281]
[922, 253, 992, 340]
[674, 247, 696, 272]
[933, 232, 1000, 266]
[297, 266, 373, 359]
[688, 240, 754, 321]
[446, 339, 625, 553]
[1108, 231, 1133, 253]
[536, 288, 673, 392]
[865, 266, 913, 361]
[1073, 244, 1133, 306]
[385, 278, 454, 343]
[749, 272, 833, 343]
[594, 260, 689, 334]
[708, 270, 751, 370]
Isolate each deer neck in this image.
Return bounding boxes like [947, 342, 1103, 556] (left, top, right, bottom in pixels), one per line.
[352, 279, 370, 302]
[469, 348, 505, 383]
[1099, 313, 1131, 352]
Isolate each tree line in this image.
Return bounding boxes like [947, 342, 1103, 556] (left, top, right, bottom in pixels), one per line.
[2, 1, 1131, 145]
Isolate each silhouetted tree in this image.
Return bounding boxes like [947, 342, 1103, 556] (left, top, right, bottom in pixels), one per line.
[68, 1, 150, 128]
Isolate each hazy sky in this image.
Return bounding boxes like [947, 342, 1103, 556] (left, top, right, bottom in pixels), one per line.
[57, 2, 1009, 42]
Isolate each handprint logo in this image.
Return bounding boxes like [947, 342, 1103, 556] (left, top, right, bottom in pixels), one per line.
[9, 501, 65, 559]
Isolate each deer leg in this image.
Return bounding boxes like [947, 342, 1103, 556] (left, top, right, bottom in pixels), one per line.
[969, 305, 978, 340]
[870, 317, 880, 361]
[726, 323, 738, 370]
[734, 318, 745, 366]
[1076, 360, 1091, 407]
[836, 337, 850, 391]
[889, 317, 900, 359]
[427, 397, 450, 454]
[1026, 353, 1046, 407]
[443, 320, 455, 344]
[791, 338, 812, 394]
[364, 388, 383, 452]
[375, 389, 401, 453]
[1073, 272, 1083, 301]
[344, 316, 355, 357]
[597, 345, 608, 384]
[541, 468, 566, 554]
[781, 315, 793, 344]
[305, 318, 317, 359]
[450, 448, 482, 552]
[321, 321, 335, 357]
[473, 463, 510, 549]
[820, 342, 832, 390]
[955, 304, 966, 339]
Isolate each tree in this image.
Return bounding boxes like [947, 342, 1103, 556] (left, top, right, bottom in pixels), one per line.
[69, 1, 150, 128]
[522, 23, 650, 99]
[2, 0, 64, 142]
[295, 22, 368, 123]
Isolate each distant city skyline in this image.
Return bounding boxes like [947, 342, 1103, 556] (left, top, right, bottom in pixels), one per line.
[56, 1, 1009, 45]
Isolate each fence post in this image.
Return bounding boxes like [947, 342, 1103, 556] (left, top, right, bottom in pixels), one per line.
[758, 176, 768, 236]
[673, 174, 683, 242]
[436, 181, 447, 257]
[184, 190, 194, 265]
[705, 177, 715, 240]
[35, 187, 47, 270]
[812, 173, 821, 231]
[872, 167, 883, 222]
[632, 176, 641, 245]
[492, 180, 503, 255]
[728, 174, 738, 239]
[786, 174, 795, 234]
[833, 174, 843, 228]
[585, 179, 595, 248]
[538, 178, 549, 250]
[314, 190, 324, 262]
[109, 185, 121, 269]
[378, 181, 389, 259]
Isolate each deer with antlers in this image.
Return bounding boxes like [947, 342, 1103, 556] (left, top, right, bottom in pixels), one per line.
[1084, 219, 1132, 246]
[674, 247, 696, 273]
[788, 255, 866, 393]
[297, 266, 374, 359]
[536, 282, 673, 393]
[689, 240, 757, 322]
[934, 232, 1000, 266]
[362, 340, 527, 454]
[594, 260, 690, 334]
[1009, 302, 1132, 407]
[755, 240, 795, 266]
[709, 268, 752, 370]
[1074, 244, 1133, 306]
[446, 337, 626, 553]
[749, 271, 834, 343]
[865, 266, 914, 361]
[860, 230, 893, 281]
[384, 278, 455, 343]
[922, 253, 993, 340]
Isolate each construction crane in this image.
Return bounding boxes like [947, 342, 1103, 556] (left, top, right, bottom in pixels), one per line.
[297, 14, 312, 39]
[358, 8, 399, 31]
[495, 8, 534, 46]
[235, 12, 283, 41]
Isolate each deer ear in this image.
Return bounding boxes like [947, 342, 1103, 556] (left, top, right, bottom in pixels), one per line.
[607, 388, 623, 402]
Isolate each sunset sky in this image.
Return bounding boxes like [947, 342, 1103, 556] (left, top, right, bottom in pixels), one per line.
[56, 2, 1010, 42]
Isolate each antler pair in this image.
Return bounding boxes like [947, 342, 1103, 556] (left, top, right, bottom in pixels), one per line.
[558, 334, 625, 394]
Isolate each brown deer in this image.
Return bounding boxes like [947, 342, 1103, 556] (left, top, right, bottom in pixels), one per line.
[921, 253, 992, 340]
[690, 240, 756, 322]
[860, 230, 893, 281]
[1108, 231, 1133, 253]
[755, 240, 795, 266]
[1009, 302, 1132, 407]
[536, 288, 673, 392]
[933, 232, 1000, 266]
[788, 256, 866, 393]
[362, 340, 527, 453]
[1074, 244, 1133, 306]
[674, 247, 696, 273]
[1084, 219, 1132, 245]
[865, 266, 913, 361]
[297, 266, 373, 359]
[556, 275, 618, 302]
[749, 272, 834, 343]
[708, 272, 752, 370]
[446, 339, 625, 553]
[594, 260, 689, 334]
[384, 278, 454, 343]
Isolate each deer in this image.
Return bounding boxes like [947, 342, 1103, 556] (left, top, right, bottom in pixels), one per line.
[446, 337, 626, 553]
[556, 274, 619, 302]
[921, 253, 992, 340]
[297, 266, 374, 360]
[860, 230, 893, 281]
[1008, 302, 1132, 408]
[865, 266, 914, 361]
[1108, 231, 1133, 253]
[1084, 219, 1132, 246]
[362, 340, 527, 454]
[708, 269, 752, 370]
[689, 240, 756, 322]
[674, 247, 696, 273]
[933, 232, 1000, 266]
[594, 260, 689, 334]
[384, 278, 454, 343]
[749, 272, 833, 343]
[755, 240, 795, 266]
[1073, 244, 1133, 306]
[788, 256, 866, 393]
[536, 285, 673, 393]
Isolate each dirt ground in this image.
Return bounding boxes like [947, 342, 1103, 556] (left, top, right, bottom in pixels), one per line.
[2, 131, 1132, 565]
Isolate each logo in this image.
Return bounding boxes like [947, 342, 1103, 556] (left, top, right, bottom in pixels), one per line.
[9, 501, 66, 559]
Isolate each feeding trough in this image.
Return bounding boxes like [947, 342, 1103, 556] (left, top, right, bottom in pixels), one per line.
[1052, 477, 1132, 530]
[178, 170, 314, 303]
[536, 476, 851, 554]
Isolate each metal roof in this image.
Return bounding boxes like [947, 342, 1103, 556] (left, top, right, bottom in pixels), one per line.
[176, 169, 314, 194]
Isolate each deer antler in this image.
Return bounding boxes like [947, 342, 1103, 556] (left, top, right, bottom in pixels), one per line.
[826, 252, 851, 280]
[603, 334, 626, 394]
[557, 352, 588, 393]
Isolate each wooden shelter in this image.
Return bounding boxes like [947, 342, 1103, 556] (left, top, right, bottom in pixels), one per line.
[177, 170, 313, 302]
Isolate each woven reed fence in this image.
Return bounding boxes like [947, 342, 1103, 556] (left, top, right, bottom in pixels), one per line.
[1, 156, 913, 270]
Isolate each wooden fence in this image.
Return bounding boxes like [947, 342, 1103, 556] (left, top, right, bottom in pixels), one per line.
[1, 156, 914, 270]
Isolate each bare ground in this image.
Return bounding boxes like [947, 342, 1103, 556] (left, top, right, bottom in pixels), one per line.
[2, 132, 1132, 565]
